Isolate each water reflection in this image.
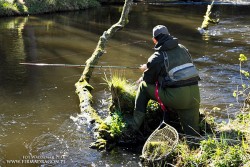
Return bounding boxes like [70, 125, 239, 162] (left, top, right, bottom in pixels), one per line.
[0, 4, 250, 166]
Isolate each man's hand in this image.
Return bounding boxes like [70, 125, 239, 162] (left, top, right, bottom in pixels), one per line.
[136, 77, 143, 84]
[139, 64, 147, 72]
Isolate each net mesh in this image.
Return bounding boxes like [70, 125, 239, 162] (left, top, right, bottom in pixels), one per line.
[141, 122, 179, 161]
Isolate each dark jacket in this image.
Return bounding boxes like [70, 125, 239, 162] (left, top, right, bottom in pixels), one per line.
[142, 34, 194, 85]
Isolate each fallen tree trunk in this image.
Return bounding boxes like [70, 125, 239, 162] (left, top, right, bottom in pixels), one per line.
[75, 0, 133, 143]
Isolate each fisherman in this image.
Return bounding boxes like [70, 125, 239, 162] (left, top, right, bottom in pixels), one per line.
[129, 25, 201, 136]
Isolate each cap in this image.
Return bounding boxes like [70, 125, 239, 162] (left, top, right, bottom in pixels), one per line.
[152, 25, 170, 37]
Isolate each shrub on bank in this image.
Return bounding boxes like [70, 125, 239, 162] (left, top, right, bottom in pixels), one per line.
[0, 0, 100, 16]
[0, 0, 28, 16]
[26, 0, 100, 14]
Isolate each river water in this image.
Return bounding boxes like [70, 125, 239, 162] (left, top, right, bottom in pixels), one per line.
[0, 3, 249, 167]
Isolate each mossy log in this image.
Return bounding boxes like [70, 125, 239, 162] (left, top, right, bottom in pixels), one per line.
[75, 80, 102, 124]
[75, 0, 133, 150]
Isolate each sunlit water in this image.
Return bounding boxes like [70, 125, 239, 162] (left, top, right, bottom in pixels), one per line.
[216, 0, 250, 5]
[0, 4, 250, 167]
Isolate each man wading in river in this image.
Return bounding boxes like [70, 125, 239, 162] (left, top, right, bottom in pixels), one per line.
[128, 25, 201, 136]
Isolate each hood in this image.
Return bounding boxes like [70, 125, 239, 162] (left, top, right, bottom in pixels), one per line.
[154, 34, 178, 51]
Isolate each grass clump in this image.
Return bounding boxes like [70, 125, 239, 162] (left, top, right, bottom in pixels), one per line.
[105, 73, 137, 113]
[172, 135, 249, 167]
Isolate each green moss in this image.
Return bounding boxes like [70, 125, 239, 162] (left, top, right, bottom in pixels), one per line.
[89, 138, 107, 150]
[95, 109, 126, 148]
[89, 108, 103, 124]
[99, 122, 110, 131]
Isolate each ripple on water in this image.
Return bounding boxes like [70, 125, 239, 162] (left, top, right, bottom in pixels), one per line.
[199, 63, 245, 115]
[27, 114, 142, 166]
[216, 38, 235, 43]
[225, 47, 245, 53]
[27, 118, 103, 166]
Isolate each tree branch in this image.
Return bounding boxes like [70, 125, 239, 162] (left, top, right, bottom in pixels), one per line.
[75, 0, 133, 124]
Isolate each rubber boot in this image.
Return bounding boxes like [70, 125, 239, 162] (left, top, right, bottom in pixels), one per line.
[125, 111, 145, 131]
[133, 110, 145, 131]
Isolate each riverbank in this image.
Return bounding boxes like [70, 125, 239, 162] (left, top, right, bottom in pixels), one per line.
[0, 0, 100, 17]
[2, 0, 250, 17]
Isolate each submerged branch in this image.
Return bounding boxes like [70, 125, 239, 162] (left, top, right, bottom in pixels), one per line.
[199, 0, 219, 31]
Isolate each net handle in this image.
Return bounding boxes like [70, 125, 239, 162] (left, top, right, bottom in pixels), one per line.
[157, 119, 167, 130]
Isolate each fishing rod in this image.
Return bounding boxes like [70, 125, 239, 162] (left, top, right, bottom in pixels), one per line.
[19, 62, 139, 69]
